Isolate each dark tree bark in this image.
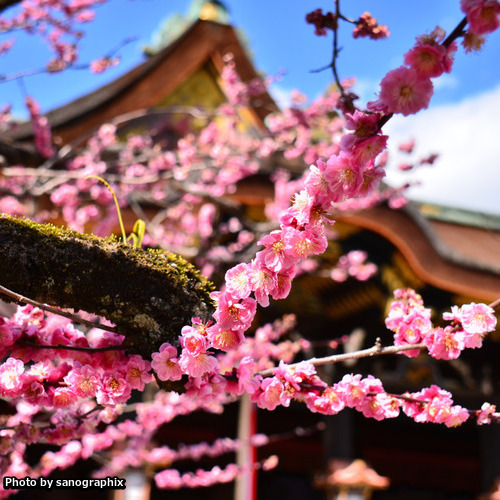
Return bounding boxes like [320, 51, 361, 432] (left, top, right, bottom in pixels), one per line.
[0, 215, 215, 357]
[0, 140, 44, 168]
[0, 0, 23, 14]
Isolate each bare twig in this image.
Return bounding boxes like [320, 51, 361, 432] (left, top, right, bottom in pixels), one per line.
[20, 341, 124, 352]
[256, 341, 427, 377]
[0, 283, 118, 333]
[489, 297, 500, 310]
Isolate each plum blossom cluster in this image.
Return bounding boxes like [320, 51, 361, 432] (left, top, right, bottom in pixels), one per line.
[154, 455, 278, 490]
[0, 333, 239, 498]
[330, 250, 378, 282]
[147, 433, 270, 464]
[217, 314, 306, 375]
[305, 9, 389, 40]
[368, 26, 457, 116]
[198, 90, 391, 355]
[305, 9, 336, 36]
[150, 315, 304, 400]
[169, 140, 386, 377]
[31, 315, 303, 486]
[24, 96, 55, 158]
[386, 288, 497, 360]
[182, 99, 391, 371]
[352, 12, 390, 40]
[239, 361, 473, 428]
[0, 305, 153, 408]
[253, 363, 499, 428]
[220, 54, 268, 107]
[2, 113, 261, 252]
[0, 0, 108, 73]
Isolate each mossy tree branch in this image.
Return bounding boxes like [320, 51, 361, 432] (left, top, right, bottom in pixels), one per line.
[0, 215, 215, 357]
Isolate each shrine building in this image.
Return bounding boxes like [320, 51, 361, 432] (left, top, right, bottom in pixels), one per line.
[3, 2, 500, 499]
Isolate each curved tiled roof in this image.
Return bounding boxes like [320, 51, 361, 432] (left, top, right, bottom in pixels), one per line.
[336, 203, 500, 301]
[4, 19, 277, 145]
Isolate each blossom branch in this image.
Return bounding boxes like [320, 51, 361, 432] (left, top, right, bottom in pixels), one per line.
[19, 341, 124, 353]
[0, 283, 118, 334]
[256, 340, 427, 377]
[443, 16, 468, 46]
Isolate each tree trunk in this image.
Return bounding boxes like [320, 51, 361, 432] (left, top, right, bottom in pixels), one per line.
[0, 215, 214, 358]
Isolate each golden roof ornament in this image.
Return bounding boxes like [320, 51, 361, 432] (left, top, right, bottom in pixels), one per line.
[189, 0, 230, 24]
[144, 0, 230, 56]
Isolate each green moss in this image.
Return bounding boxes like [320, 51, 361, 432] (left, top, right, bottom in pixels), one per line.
[0, 214, 215, 357]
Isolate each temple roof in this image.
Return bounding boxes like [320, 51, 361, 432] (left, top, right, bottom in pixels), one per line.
[143, 0, 231, 56]
[336, 203, 500, 301]
[5, 18, 277, 145]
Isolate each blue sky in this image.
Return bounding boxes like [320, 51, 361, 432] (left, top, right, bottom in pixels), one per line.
[2, 0, 499, 113]
[1, 0, 500, 213]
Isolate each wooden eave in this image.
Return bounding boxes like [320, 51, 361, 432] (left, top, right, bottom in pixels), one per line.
[337, 204, 500, 302]
[6, 19, 278, 145]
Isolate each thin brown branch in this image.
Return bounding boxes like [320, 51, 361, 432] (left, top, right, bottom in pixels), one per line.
[443, 16, 468, 47]
[0, 283, 118, 333]
[20, 341, 124, 353]
[331, 0, 345, 96]
[310, 1, 351, 107]
[256, 341, 427, 377]
[489, 297, 500, 310]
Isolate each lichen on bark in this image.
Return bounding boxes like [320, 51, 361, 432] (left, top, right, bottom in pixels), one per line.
[0, 215, 215, 357]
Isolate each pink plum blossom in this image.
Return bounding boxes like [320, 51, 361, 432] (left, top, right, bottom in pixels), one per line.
[373, 66, 434, 116]
[324, 152, 365, 200]
[97, 373, 131, 405]
[404, 44, 449, 78]
[178, 351, 218, 379]
[255, 377, 285, 410]
[224, 263, 253, 299]
[282, 227, 328, 261]
[151, 343, 183, 382]
[424, 327, 465, 360]
[477, 402, 497, 425]
[460, 302, 497, 334]
[257, 230, 296, 272]
[64, 364, 101, 398]
[124, 356, 152, 390]
[212, 292, 257, 330]
[461, 0, 500, 34]
[0, 357, 24, 395]
[207, 325, 244, 352]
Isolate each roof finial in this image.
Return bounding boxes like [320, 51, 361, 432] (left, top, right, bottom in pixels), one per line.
[189, 0, 230, 24]
[143, 0, 231, 57]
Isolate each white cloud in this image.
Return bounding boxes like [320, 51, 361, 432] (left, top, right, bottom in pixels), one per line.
[384, 84, 500, 215]
[432, 73, 459, 91]
[352, 77, 380, 106]
[268, 83, 294, 109]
